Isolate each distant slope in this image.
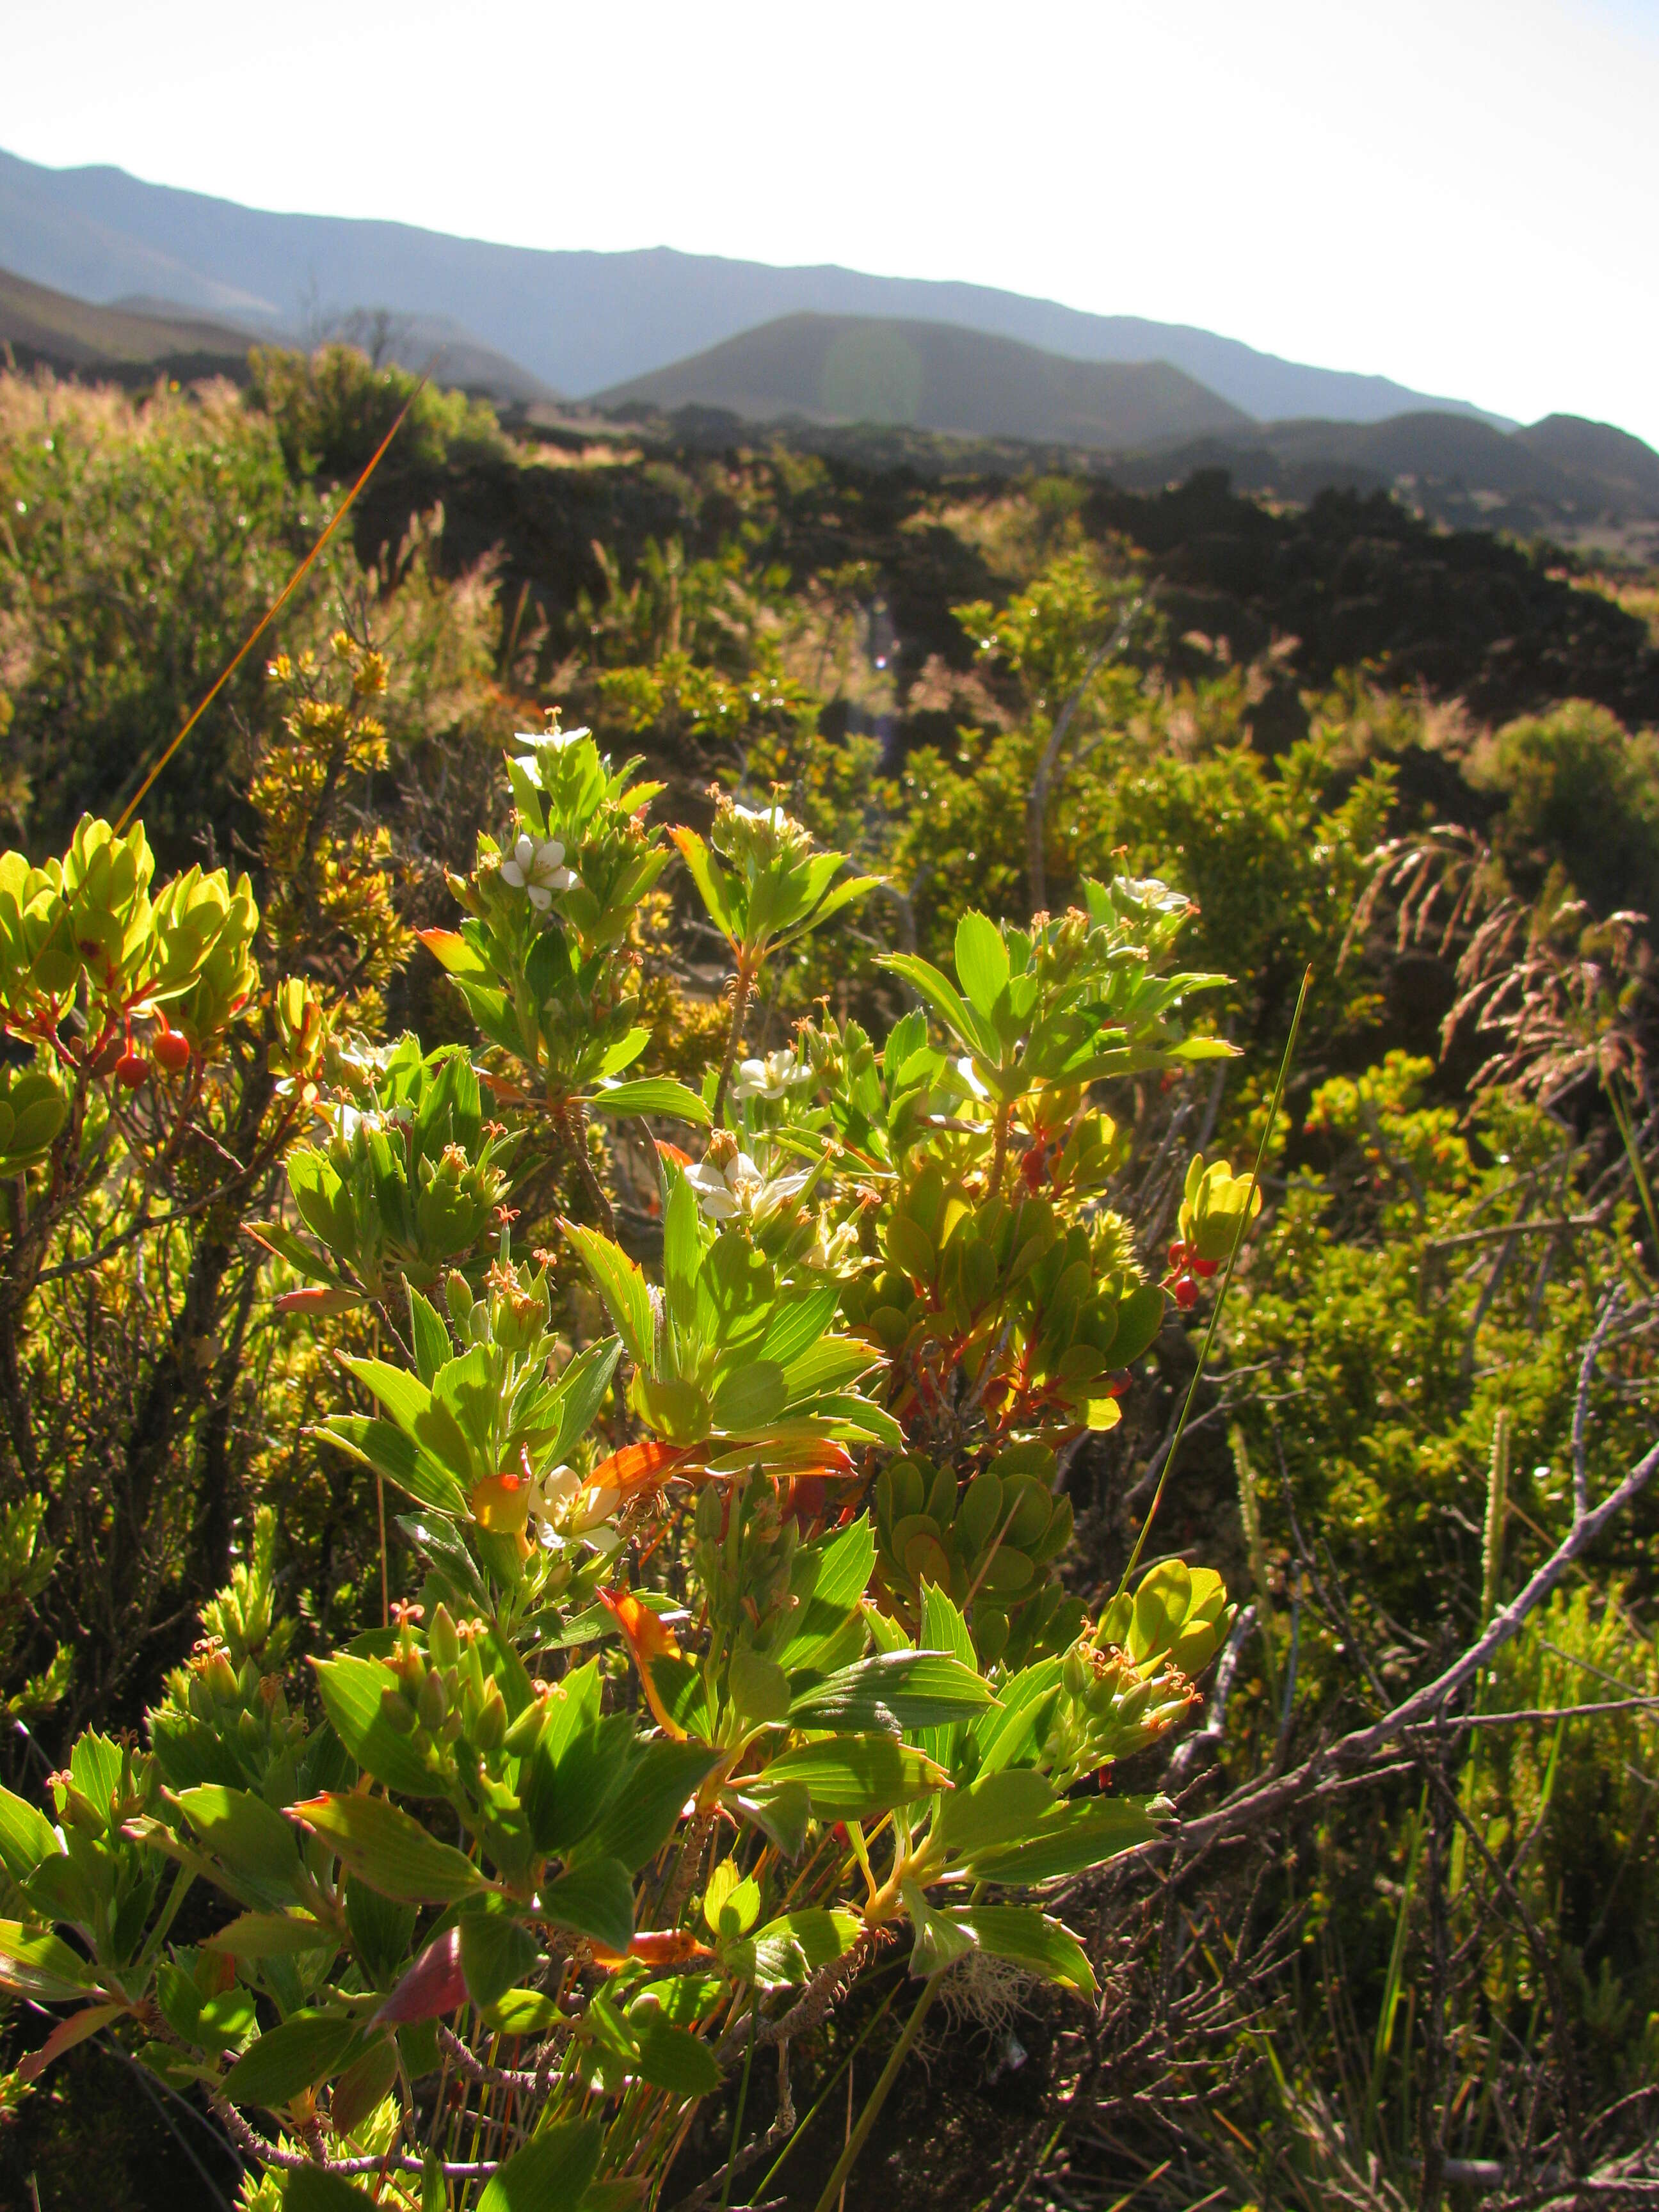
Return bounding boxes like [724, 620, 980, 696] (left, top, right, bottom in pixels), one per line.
[596, 314, 1250, 448]
[0, 144, 1512, 426]
[1516, 415, 1659, 509]
[0, 265, 250, 368]
[1106, 408, 1659, 540]
[0, 260, 552, 404]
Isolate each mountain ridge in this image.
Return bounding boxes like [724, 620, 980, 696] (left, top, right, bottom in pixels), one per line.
[595, 312, 1253, 451]
[0, 143, 1515, 428]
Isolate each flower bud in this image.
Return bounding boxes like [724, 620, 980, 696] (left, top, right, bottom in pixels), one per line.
[472, 1679, 508, 1752]
[380, 1686, 419, 1735]
[418, 1669, 448, 1734]
[503, 1686, 550, 1756]
[429, 1603, 460, 1671]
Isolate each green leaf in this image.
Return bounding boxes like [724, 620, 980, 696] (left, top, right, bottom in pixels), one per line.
[787, 1651, 995, 1734]
[0, 1786, 58, 1884]
[175, 1785, 303, 1896]
[762, 1737, 945, 1822]
[282, 2169, 378, 2212]
[935, 1767, 1055, 1860]
[582, 1742, 717, 1873]
[776, 1515, 876, 1669]
[288, 1793, 486, 1904]
[1105, 1281, 1166, 1370]
[959, 1795, 1164, 1884]
[786, 870, 883, 944]
[629, 2011, 721, 2097]
[539, 1857, 635, 1955]
[725, 1908, 862, 1991]
[939, 1903, 1097, 2000]
[954, 911, 1009, 1020]
[778, 1336, 881, 1397]
[407, 1289, 453, 1388]
[758, 1281, 840, 1370]
[970, 1657, 1062, 1775]
[724, 1780, 811, 1859]
[918, 1581, 979, 1768]
[204, 1912, 339, 1959]
[320, 1416, 469, 1518]
[563, 1222, 656, 1368]
[547, 1338, 623, 1463]
[902, 1878, 977, 1978]
[337, 1358, 476, 1487]
[522, 1710, 632, 1855]
[669, 828, 735, 942]
[312, 1656, 446, 1799]
[221, 2010, 361, 2110]
[330, 2035, 401, 2139]
[0, 1919, 97, 2002]
[710, 1359, 787, 1433]
[460, 1915, 541, 2009]
[477, 2119, 602, 2212]
[347, 1879, 419, 1984]
[661, 1174, 701, 1329]
[591, 1078, 711, 1125]
[880, 952, 993, 1061]
[728, 1649, 792, 1726]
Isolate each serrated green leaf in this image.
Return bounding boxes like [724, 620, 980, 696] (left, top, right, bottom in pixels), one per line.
[954, 911, 1009, 1020]
[581, 1741, 717, 1873]
[221, 2010, 361, 2110]
[460, 1914, 541, 2009]
[938, 1903, 1096, 1999]
[319, 1415, 469, 1517]
[787, 1651, 995, 1733]
[562, 1222, 655, 1367]
[762, 1736, 944, 1822]
[0, 1918, 97, 2002]
[175, 1785, 303, 1896]
[959, 1795, 1164, 1884]
[312, 1656, 446, 1799]
[629, 2011, 721, 2097]
[288, 1793, 485, 1905]
[478, 2119, 602, 2212]
[591, 1078, 711, 1125]
[725, 1908, 862, 1991]
[538, 1857, 635, 1955]
[204, 1911, 339, 1959]
[0, 1786, 58, 1884]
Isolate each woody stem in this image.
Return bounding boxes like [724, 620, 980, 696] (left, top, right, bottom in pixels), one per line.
[558, 1099, 617, 1241]
[712, 956, 757, 1126]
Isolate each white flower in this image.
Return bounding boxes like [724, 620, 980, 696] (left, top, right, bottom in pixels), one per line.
[685, 1148, 811, 1222]
[511, 725, 592, 785]
[524, 1459, 623, 1549]
[499, 831, 577, 910]
[732, 801, 789, 832]
[730, 1049, 813, 1103]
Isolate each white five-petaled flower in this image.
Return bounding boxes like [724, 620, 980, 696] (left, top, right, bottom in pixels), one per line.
[500, 832, 577, 910]
[523, 1461, 625, 1553]
[730, 1049, 813, 1102]
[685, 1147, 811, 1222]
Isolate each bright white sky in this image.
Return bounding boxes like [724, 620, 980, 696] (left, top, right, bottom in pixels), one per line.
[4, 0, 1658, 440]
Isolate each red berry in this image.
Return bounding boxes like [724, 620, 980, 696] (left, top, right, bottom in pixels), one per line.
[1167, 1241, 1190, 1269]
[114, 1050, 150, 1089]
[153, 1027, 192, 1073]
[1173, 1275, 1199, 1310]
[1191, 1256, 1219, 1278]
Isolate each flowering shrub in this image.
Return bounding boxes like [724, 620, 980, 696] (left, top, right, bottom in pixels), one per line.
[0, 716, 1247, 2208]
